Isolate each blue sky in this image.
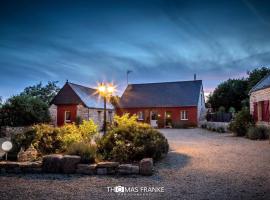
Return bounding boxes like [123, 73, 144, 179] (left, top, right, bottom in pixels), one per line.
[1, 0, 270, 99]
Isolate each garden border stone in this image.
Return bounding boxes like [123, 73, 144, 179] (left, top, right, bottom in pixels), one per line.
[0, 157, 153, 176]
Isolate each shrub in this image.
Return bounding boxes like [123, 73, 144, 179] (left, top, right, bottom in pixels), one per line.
[216, 127, 225, 133]
[9, 129, 36, 160]
[247, 126, 270, 140]
[201, 124, 207, 129]
[32, 124, 63, 154]
[67, 142, 96, 164]
[97, 114, 169, 162]
[172, 121, 197, 128]
[229, 108, 254, 136]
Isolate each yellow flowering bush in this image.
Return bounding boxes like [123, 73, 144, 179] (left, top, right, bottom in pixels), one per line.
[28, 120, 99, 154]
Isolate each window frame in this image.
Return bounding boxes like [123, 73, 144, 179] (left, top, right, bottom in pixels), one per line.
[180, 110, 188, 120]
[64, 111, 71, 123]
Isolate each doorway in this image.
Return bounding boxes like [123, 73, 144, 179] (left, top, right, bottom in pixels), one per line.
[165, 111, 172, 128]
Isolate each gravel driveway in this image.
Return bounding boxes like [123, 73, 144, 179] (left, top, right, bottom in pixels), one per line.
[0, 128, 269, 200]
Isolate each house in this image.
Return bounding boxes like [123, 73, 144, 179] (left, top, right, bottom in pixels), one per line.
[116, 80, 206, 128]
[249, 74, 270, 126]
[49, 81, 114, 127]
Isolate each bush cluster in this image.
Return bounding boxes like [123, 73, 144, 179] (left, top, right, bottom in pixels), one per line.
[11, 120, 98, 158]
[172, 121, 197, 129]
[97, 114, 169, 162]
[228, 108, 254, 136]
[67, 142, 97, 164]
[247, 126, 270, 140]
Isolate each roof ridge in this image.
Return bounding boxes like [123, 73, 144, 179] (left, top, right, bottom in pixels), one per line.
[249, 73, 270, 94]
[128, 80, 202, 86]
[68, 82, 96, 90]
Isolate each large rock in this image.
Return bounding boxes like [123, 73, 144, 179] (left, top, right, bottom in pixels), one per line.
[139, 158, 153, 176]
[96, 168, 107, 175]
[118, 164, 139, 175]
[76, 164, 96, 175]
[19, 161, 42, 173]
[96, 162, 119, 168]
[42, 154, 63, 173]
[61, 155, 81, 174]
[17, 145, 38, 162]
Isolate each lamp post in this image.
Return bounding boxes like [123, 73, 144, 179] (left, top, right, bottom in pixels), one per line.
[97, 83, 115, 135]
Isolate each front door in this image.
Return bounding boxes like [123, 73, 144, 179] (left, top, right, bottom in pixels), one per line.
[150, 111, 158, 128]
[165, 111, 172, 128]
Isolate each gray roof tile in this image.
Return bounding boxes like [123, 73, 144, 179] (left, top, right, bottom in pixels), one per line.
[118, 80, 202, 108]
[249, 73, 270, 94]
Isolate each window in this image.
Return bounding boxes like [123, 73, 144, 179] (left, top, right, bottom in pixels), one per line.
[180, 110, 188, 120]
[65, 111, 71, 123]
[137, 111, 144, 120]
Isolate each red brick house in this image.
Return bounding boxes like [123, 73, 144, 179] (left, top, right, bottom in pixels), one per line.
[116, 80, 205, 128]
[49, 81, 114, 127]
[249, 74, 270, 126]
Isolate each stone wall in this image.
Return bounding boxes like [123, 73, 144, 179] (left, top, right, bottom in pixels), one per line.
[250, 88, 270, 127]
[0, 126, 32, 138]
[77, 105, 114, 129]
[0, 157, 153, 176]
[49, 104, 57, 126]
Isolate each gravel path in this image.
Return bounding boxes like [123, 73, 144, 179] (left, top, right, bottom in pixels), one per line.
[0, 128, 269, 200]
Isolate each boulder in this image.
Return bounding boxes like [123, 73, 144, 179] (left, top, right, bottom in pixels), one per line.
[61, 155, 81, 174]
[19, 161, 42, 173]
[96, 162, 119, 168]
[42, 154, 63, 173]
[76, 164, 96, 175]
[139, 158, 153, 176]
[96, 168, 107, 175]
[118, 164, 139, 175]
[17, 145, 38, 162]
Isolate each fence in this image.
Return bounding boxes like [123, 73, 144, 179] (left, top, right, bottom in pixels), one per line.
[206, 112, 232, 122]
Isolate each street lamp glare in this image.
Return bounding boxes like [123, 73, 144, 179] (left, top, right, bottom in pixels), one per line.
[107, 85, 115, 94]
[98, 84, 106, 93]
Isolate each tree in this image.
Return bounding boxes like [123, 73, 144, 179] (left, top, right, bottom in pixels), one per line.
[247, 67, 270, 92]
[0, 95, 50, 126]
[207, 67, 270, 112]
[21, 81, 60, 105]
[207, 79, 248, 112]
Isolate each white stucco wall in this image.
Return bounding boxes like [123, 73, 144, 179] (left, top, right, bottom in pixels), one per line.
[197, 85, 206, 122]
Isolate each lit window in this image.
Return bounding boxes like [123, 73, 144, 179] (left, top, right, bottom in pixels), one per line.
[138, 111, 144, 120]
[65, 111, 71, 123]
[180, 111, 188, 120]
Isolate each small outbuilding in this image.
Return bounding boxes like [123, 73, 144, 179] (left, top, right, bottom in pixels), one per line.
[49, 81, 114, 127]
[116, 80, 206, 128]
[249, 74, 270, 126]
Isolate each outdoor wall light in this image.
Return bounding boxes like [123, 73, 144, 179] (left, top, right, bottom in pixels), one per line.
[1, 141, 12, 160]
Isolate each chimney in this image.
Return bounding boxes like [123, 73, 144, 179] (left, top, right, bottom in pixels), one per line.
[194, 74, 196, 81]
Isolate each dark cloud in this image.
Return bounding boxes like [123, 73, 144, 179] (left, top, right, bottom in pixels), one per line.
[1, 0, 270, 99]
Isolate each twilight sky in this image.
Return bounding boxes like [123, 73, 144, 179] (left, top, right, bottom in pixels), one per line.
[1, 0, 270, 99]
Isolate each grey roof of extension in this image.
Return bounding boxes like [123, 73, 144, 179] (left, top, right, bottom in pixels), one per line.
[51, 82, 114, 109]
[118, 80, 203, 108]
[249, 73, 270, 94]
